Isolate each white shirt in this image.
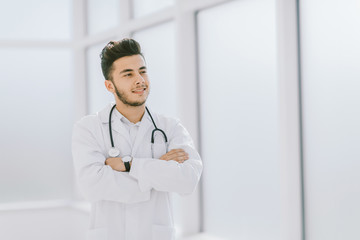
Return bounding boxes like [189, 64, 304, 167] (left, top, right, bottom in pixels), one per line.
[118, 110, 141, 146]
[71, 103, 203, 240]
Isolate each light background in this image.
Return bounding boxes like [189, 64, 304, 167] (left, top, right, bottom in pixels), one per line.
[0, 0, 359, 240]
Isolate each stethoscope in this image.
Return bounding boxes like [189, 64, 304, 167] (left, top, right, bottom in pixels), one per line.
[108, 104, 168, 158]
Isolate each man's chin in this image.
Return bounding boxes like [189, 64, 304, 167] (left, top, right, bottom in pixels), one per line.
[123, 100, 146, 107]
[115, 91, 148, 107]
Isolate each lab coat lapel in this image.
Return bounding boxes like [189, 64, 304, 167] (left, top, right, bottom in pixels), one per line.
[98, 103, 131, 146]
[111, 117, 131, 146]
[131, 114, 152, 156]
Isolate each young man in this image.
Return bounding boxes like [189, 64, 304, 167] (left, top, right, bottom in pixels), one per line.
[72, 39, 203, 240]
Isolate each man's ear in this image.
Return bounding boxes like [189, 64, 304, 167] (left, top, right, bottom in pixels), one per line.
[104, 80, 115, 93]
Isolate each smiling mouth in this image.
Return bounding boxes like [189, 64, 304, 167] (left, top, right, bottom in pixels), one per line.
[132, 88, 147, 94]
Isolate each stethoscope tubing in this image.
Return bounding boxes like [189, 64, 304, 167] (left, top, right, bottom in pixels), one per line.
[109, 104, 117, 148]
[145, 107, 168, 143]
[108, 104, 168, 157]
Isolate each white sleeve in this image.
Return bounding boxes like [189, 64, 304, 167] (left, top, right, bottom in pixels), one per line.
[129, 121, 203, 195]
[71, 120, 151, 203]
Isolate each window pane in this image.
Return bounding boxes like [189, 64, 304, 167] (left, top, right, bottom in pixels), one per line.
[198, 0, 281, 239]
[0, 0, 71, 40]
[132, 21, 177, 117]
[0, 48, 74, 203]
[87, 41, 115, 114]
[300, 0, 360, 239]
[87, 0, 120, 35]
[132, 0, 175, 18]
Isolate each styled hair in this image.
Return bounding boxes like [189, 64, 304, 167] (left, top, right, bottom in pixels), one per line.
[100, 38, 144, 80]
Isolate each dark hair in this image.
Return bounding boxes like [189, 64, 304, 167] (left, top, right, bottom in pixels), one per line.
[100, 38, 144, 80]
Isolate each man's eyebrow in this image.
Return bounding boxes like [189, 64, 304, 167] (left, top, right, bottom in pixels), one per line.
[120, 69, 133, 74]
[119, 66, 146, 74]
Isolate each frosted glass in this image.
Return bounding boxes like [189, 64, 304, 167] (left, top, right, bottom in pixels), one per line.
[0, 0, 71, 40]
[198, 0, 281, 239]
[132, 0, 175, 18]
[0, 48, 74, 203]
[300, 0, 360, 239]
[132, 21, 177, 117]
[87, 41, 115, 114]
[87, 0, 120, 35]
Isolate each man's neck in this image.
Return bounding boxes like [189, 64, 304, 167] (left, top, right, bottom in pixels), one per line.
[115, 100, 145, 124]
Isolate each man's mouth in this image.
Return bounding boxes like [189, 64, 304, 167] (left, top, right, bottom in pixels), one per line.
[132, 87, 146, 94]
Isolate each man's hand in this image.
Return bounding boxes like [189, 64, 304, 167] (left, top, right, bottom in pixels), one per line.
[160, 149, 189, 163]
[105, 157, 125, 172]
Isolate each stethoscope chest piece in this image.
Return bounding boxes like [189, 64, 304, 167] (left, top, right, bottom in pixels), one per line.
[108, 147, 120, 157]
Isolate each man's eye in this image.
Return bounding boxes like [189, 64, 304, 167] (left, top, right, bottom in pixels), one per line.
[140, 71, 147, 74]
[125, 73, 132, 77]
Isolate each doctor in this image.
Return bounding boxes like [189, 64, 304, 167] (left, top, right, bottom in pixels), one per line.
[72, 38, 203, 240]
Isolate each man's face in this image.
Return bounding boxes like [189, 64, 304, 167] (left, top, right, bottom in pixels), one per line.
[107, 54, 150, 107]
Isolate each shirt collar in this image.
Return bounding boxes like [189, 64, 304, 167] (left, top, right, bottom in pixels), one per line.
[98, 102, 152, 124]
[115, 109, 141, 127]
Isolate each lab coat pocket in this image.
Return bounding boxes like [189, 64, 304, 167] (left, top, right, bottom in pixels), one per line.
[152, 224, 175, 240]
[87, 228, 108, 240]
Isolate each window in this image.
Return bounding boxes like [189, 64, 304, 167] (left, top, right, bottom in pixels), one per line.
[300, 0, 360, 238]
[198, 0, 281, 238]
[86, 0, 120, 35]
[132, 0, 175, 18]
[0, 48, 74, 202]
[86, 41, 115, 114]
[0, 0, 71, 40]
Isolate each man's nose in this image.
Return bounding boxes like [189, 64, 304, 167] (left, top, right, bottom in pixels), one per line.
[135, 73, 145, 85]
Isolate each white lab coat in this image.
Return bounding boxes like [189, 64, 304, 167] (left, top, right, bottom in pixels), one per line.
[72, 103, 203, 240]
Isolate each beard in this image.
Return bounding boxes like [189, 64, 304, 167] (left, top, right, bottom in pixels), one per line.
[113, 84, 148, 107]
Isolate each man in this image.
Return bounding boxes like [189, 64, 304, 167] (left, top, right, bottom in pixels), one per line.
[72, 38, 203, 240]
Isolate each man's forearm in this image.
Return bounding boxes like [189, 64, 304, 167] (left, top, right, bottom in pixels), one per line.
[105, 148, 188, 172]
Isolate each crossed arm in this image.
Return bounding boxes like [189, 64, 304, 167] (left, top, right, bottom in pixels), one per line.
[105, 148, 189, 172]
[73, 119, 202, 201]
